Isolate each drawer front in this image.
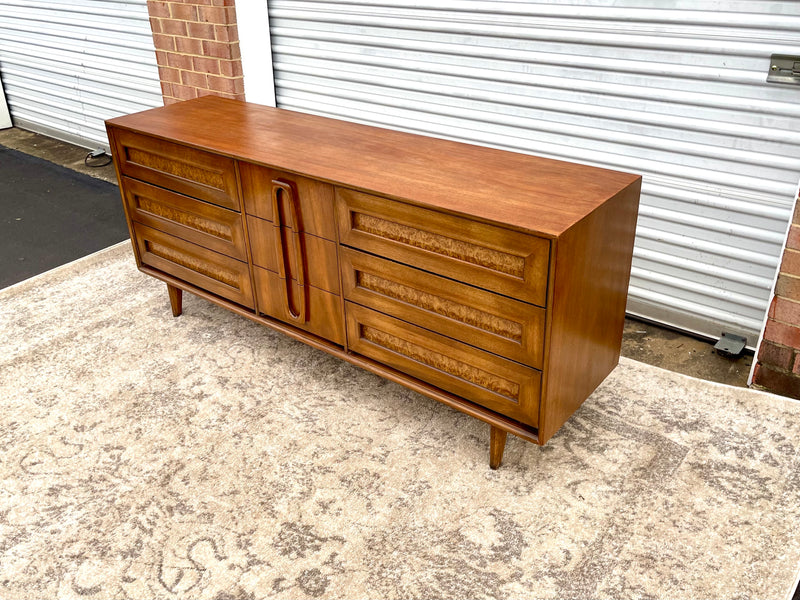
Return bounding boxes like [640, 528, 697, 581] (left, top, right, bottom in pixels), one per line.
[254, 267, 345, 345]
[341, 248, 544, 369]
[240, 163, 336, 241]
[124, 177, 246, 260]
[336, 188, 550, 307]
[247, 215, 340, 294]
[134, 222, 254, 309]
[346, 303, 540, 426]
[113, 129, 239, 210]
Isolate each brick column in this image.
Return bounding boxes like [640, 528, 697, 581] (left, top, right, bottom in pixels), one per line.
[146, 0, 244, 105]
[753, 193, 800, 398]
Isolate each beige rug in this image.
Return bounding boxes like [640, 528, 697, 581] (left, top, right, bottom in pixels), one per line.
[2, 243, 800, 600]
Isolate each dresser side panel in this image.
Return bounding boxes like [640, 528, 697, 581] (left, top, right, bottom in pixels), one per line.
[539, 179, 642, 443]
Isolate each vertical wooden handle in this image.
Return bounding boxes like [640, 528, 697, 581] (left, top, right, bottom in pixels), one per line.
[271, 179, 307, 323]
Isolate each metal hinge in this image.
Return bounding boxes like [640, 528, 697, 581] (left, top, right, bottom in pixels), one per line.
[767, 54, 800, 85]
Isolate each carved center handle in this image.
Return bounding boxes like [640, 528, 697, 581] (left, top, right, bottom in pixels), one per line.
[271, 179, 307, 323]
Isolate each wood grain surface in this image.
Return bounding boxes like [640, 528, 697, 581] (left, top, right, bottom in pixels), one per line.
[340, 247, 545, 369]
[133, 222, 254, 309]
[113, 127, 240, 211]
[336, 187, 551, 307]
[123, 177, 247, 260]
[538, 181, 642, 443]
[239, 162, 337, 241]
[254, 266, 345, 345]
[346, 302, 540, 427]
[248, 216, 340, 294]
[108, 98, 642, 459]
[489, 426, 508, 470]
[107, 96, 640, 237]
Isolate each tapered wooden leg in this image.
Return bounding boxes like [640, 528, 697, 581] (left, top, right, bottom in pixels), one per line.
[489, 425, 508, 470]
[167, 284, 183, 317]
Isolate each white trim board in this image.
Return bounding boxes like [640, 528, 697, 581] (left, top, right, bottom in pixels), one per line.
[0, 73, 11, 129]
[238, 0, 277, 107]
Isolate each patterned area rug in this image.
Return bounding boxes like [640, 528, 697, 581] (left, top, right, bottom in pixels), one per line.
[2, 243, 800, 600]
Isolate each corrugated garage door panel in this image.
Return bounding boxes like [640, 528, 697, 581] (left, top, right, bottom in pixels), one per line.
[268, 0, 800, 345]
[0, 0, 162, 148]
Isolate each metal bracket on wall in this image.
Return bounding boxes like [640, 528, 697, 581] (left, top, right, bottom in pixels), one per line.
[767, 55, 800, 85]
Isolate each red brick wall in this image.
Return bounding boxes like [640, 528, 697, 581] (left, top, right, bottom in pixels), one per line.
[753, 193, 800, 398]
[146, 0, 243, 105]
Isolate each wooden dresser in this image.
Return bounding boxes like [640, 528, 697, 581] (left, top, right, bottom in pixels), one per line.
[106, 96, 641, 468]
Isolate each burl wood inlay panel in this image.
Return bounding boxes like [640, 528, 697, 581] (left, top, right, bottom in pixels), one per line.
[147, 241, 239, 288]
[113, 129, 239, 211]
[353, 213, 525, 278]
[137, 197, 231, 241]
[134, 223, 253, 309]
[346, 303, 540, 426]
[340, 248, 545, 368]
[127, 147, 225, 190]
[123, 177, 246, 260]
[336, 188, 550, 306]
[357, 272, 522, 342]
[361, 325, 521, 401]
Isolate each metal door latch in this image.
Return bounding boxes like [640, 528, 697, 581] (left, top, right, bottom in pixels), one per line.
[767, 54, 800, 85]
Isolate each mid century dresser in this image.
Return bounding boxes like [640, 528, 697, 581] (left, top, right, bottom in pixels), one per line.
[107, 96, 641, 468]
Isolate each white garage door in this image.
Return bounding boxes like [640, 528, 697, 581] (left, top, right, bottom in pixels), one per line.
[265, 0, 800, 347]
[0, 0, 162, 149]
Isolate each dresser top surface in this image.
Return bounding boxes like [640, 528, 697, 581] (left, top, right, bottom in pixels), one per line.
[107, 96, 640, 237]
